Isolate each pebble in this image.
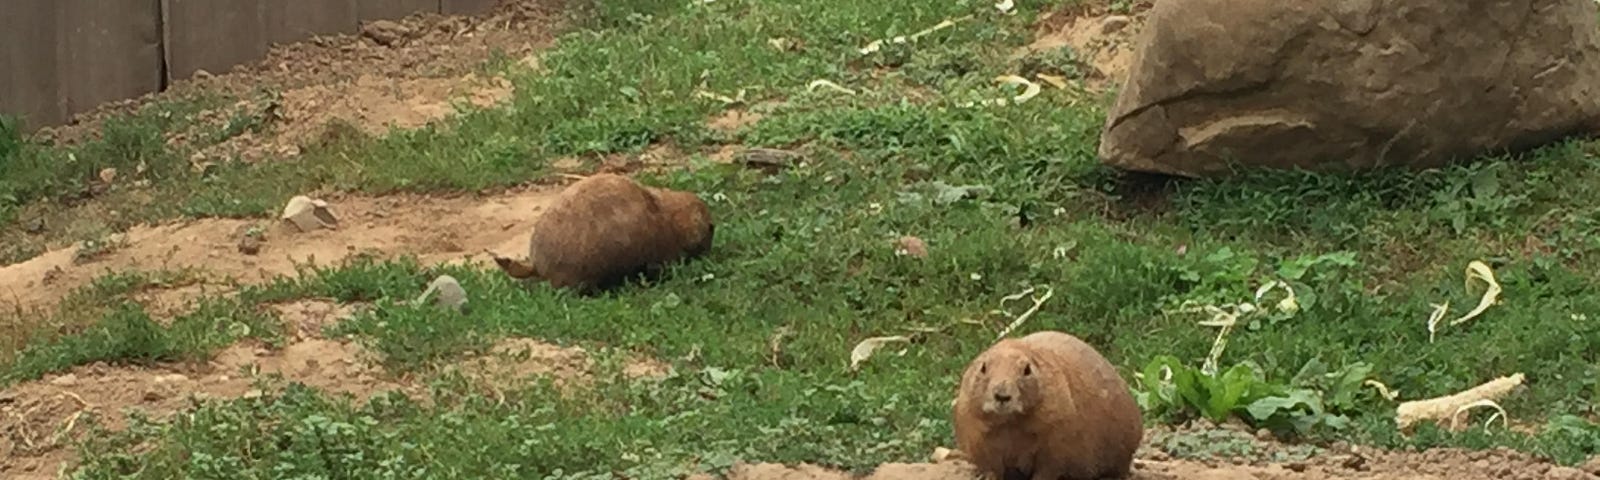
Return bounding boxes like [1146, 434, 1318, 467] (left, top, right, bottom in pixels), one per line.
[1101, 15, 1132, 34]
[238, 234, 262, 255]
[416, 274, 469, 313]
[49, 373, 78, 386]
[154, 373, 190, 384]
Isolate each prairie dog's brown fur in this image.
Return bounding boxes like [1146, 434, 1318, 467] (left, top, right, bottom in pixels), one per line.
[491, 173, 714, 292]
[953, 331, 1143, 480]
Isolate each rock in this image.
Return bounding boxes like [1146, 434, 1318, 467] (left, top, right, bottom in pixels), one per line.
[361, 20, 412, 47]
[1099, 0, 1600, 177]
[22, 218, 44, 234]
[49, 373, 78, 386]
[1100, 15, 1131, 34]
[415, 274, 469, 314]
[236, 224, 265, 255]
[281, 195, 338, 232]
[238, 235, 262, 255]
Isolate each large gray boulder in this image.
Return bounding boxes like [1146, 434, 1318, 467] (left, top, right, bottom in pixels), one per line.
[1098, 0, 1600, 177]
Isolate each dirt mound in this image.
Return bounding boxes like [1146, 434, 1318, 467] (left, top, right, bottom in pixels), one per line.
[187, 72, 515, 165]
[0, 185, 562, 317]
[697, 447, 1597, 480]
[38, 0, 564, 150]
[689, 424, 1598, 479]
[1024, 2, 1153, 89]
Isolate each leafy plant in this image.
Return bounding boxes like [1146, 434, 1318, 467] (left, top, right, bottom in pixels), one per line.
[1135, 356, 1376, 437]
[1164, 246, 1262, 307]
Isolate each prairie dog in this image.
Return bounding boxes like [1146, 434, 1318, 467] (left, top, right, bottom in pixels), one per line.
[953, 331, 1143, 480]
[492, 174, 714, 292]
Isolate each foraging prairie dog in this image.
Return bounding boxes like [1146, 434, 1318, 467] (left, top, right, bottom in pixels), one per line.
[492, 173, 714, 292]
[953, 331, 1143, 480]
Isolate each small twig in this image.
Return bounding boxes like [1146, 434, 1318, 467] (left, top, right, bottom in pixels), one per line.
[60, 391, 92, 409]
[8, 410, 38, 451]
[768, 326, 792, 367]
[995, 286, 1055, 340]
[50, 410, 85, 447]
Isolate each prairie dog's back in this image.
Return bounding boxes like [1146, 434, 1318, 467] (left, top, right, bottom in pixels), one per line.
[1022, 331, 1143, 463]
[527, 174, 673, 289]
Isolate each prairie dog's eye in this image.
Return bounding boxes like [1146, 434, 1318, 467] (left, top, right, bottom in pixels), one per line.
[980, 363, 988, 374]
[1023, 364, 1033, 376]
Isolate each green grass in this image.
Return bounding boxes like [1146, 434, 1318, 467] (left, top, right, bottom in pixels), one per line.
[5, 0, 1600, 477]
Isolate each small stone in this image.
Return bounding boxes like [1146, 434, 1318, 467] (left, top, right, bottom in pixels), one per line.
[23, 218, 44, 234]
[281, 195, 339, 232]
[361, 20, 412, 47]
[143, 389, 164, 402]
[1100, 15, 1131, 34]
[49, 373, 77, 386]
[238, 235, 262, 255]
[1339, 453, 1367, 471]
[415, 274, 470, 314]
[98, 167, 117, 184]
[42, 266, 63, 285]
[155, 374, 189, 384]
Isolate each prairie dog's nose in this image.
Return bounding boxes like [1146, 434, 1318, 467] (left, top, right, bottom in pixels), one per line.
[993, 392, 1012, 403]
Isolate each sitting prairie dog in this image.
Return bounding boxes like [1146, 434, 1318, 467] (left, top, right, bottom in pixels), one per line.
[492, 173, 714, 292]
[952, 331, 1143, 480]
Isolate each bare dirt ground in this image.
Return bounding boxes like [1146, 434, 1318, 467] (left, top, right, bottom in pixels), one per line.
[0, 184, 559, 316]
[3, 1, 1599, 479]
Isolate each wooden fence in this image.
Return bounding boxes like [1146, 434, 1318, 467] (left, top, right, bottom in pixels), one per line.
[0, 0, 500, 131]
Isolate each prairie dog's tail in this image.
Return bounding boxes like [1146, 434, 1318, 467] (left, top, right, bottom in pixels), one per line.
[490, 253, 540, 279]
